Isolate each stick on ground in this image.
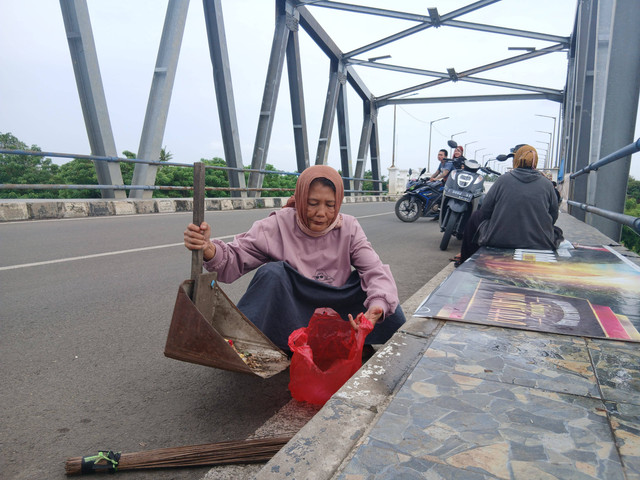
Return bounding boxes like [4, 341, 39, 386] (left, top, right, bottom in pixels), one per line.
[65, 435, 292, 475]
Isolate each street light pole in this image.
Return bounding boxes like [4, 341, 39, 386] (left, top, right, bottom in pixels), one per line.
[474, 147, 486, 160]
[449, 131, 466, 157]
[390, 91, 417, 168]
[464, 140, 478, 151]
[535, 114, 557, 167]
[392, 105, 397, 167]
[428, 116, 449, 173]
[536, 131, 552, 169]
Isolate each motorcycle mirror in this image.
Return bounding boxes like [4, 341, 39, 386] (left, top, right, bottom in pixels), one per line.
[420, 168, 426, 176]
[496, 154, 509, 162]
[447, 140, 458, 149]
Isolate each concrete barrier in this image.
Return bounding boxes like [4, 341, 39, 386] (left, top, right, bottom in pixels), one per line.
[0, 195, 397, 222]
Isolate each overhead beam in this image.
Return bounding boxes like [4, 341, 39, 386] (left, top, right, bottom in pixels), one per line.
[444, 20, 569, 45]
[342, 0, 501, 59]
[376, 93, 563, 107]
[296, 5, 371, 101]
[377, 43, 565, 101]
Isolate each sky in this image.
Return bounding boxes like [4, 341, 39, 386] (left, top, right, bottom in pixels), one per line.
[1, 0, 639, 181]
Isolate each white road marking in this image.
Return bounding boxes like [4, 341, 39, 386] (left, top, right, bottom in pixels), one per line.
[1, 210, 393, 271]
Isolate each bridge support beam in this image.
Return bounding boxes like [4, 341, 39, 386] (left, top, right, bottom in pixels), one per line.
[336, 71, 353, 194]
[59, 0, 125, 199]
[247, 1, 290, 197]
[568, 0, 598, 222]
[130, 0, 189, 200]
[285, 7, 310, 173]
[203, 0, 247, 197]
[586, 0, 640, 240]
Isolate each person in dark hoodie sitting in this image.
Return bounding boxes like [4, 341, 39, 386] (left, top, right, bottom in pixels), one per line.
[456, 144, 563, 265]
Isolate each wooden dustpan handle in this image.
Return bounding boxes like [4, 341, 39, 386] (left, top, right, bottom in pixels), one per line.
[191, 162, 206, 282]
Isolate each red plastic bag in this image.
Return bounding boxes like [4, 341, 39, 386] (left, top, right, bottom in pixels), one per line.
[288, 308, 374, 405]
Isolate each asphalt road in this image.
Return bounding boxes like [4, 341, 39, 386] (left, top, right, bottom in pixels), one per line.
[0, 202, 455, 480]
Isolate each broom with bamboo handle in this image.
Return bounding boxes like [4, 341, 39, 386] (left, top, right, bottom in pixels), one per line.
[65, 435, 292, 475]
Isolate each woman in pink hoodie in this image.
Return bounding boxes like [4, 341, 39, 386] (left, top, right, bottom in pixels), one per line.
[184, 165, 405, 351]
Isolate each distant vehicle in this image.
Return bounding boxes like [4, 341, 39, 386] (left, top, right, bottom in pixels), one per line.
[395, 168, 444, 222]
[438, 141, 506, 250]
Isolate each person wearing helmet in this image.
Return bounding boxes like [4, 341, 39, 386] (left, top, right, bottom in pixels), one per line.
[455, 144, 563, 266]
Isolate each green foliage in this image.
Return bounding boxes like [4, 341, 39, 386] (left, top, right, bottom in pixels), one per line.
[0, 132, 59, 198]
[361, 170, 388, 193]
[255, 164, 297, 197]
[627, 176, 640, 203]
[621, 176, 640, 254]
[53, 159, 100, 198]
[120, 150, 136, 186]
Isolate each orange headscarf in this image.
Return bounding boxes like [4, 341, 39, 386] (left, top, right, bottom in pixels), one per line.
[284, 165, 344, 237]
[513, 144, 538, 169]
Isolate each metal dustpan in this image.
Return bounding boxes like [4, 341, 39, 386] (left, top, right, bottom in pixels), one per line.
[164, 163, 290, 378]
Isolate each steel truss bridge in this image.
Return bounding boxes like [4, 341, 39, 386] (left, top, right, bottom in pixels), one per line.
[16, 0, 640, 241]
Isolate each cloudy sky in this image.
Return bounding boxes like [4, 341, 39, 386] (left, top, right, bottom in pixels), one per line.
[2, 0, 639, 180]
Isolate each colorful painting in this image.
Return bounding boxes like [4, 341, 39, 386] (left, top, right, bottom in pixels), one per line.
[415, 245, 640, 342]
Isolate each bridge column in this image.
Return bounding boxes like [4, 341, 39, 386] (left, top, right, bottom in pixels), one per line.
[587, 0, 640, 240]
[568, 0, 598, 221]
[285, 5, 310, 173]
[130, 0, 189, 200]
[248, 0, 290, 197]
[59, 0, 125, 199]
[203, 0, 247, 197]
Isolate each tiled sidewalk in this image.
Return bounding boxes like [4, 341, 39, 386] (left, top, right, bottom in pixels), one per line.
[256, 212, 640, 480]
[337, 323, 640, 480]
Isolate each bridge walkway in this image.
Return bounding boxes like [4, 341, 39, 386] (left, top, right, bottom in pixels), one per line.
[255, 212, 640, 480]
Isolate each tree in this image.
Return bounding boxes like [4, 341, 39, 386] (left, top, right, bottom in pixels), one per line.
[257, 164, 297, 197]
[0, 132, 59, 198]
[53, 159, 100, 198]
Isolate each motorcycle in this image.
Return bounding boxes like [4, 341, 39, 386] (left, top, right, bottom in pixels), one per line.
[438, 141, 504, 250]
[395, 168, 444, 222]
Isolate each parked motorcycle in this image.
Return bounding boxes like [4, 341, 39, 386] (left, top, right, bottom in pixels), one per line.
[438, 141, 504, 250]
[395, 168, 444, 222]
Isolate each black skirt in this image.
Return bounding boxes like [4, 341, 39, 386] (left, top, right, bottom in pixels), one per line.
[236, 261, 406, 351]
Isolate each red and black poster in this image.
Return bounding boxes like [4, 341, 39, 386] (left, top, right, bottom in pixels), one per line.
[415, 245, 640, 342]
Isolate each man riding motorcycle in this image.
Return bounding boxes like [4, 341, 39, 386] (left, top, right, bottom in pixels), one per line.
[429, 149, 453, 182]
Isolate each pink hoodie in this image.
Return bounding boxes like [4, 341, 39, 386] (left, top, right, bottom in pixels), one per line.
[203, 207, 399, 316]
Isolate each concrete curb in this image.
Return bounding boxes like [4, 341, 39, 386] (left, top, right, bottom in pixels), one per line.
[254, 263, 456, 480]
[0, 195, 397, 222]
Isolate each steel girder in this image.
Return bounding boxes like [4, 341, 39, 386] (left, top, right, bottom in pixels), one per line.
[59, 0, 126, 199]
[586, 0, 640, 240]
[203, 0, 247, 197]
[130, 0, 190, 200]
[568, 0, 599, 222]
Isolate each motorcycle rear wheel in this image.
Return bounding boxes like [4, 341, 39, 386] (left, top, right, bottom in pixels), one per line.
[395, 196, 423, 222]
[440, 211, 460, 250]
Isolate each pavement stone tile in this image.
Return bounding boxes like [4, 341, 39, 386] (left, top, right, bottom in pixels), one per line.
[338, 362, 626, 480]
[419, 323, 600, 398]
[605, 401, 640, 480]
[588, 339, 640, 406]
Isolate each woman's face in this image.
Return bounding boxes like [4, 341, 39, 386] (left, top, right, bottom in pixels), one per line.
[306, 181, 337, 232]
[453, 147, 462, 158]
